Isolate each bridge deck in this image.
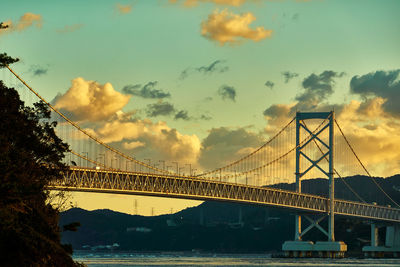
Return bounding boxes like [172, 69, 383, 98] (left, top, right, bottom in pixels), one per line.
[48, 167, 400, 223]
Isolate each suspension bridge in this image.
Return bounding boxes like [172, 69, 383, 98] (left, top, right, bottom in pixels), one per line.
[2, 64, 400, 257]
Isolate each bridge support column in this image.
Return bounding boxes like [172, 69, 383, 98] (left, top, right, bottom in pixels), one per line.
[294, 114, 301, 242]
[363, 223, 400, 258]
[328, 111, 335, 242]
[295, 214, 301, 241]
[282, 111, 346, 258]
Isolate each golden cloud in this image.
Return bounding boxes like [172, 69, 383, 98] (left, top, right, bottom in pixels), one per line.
[115, 3, 133, 14]
[334, 99, 400, 177]
[56, 24, 84, 34]
[171, 0, 247, 7]
[201, 9, 272, 45]
[90, 119, 201, 164]
[0, 13, 42, 35]
[54, 77, 131, 122]
[123, 141, 146, 150]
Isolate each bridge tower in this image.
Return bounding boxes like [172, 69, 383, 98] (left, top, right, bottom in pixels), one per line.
[282, 111, 347, 258]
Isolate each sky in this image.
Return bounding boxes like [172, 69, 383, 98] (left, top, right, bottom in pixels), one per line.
[1, 0, 400, 215]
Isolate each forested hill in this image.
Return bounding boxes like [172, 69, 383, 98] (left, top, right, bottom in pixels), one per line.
[60, 175, 400, 253]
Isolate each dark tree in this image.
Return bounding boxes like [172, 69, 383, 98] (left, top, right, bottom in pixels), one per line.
[0, 54, 83, 266]
[0, 22, 9, 29]
[0, 53, 18, 67]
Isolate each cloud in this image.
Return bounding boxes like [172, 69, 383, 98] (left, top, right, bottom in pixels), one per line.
[180, 60, 229, 80]
[56, 24, 84, 33]
[0, 13, 42, 35]
[199, 127, 265, 169]
[263, 103, 296, 135]
[52, 76, 202, 165]
[170, 0, 248, 7]
[54, 77, 130, 122]
[201, 9, 272, 46]
[122, 81, 171, 99]
[282, 71, 299, 83]
[179, 69, 190, 80]
[144, 101, 206, 121]
[90, 119, 201, 164]
[146, 101, 176, 117]
[295, 70, 345, 110]
[122, 141, 145, 150]
[218, 85, 236, 101]
[263, 103, 293, 118]
[263, 70, 345, 124]
[263, 70, 346, 135]
[115, 3, 133, 15]
[174, 110, 190, 120]
[174, 110, 212, 121]
[30, 65, 48, 76]
[265, 80, 274, 89]
[333, 99, 400, 177]
[200, 114, 212, 120]
[197, 60, 229, 74]
[350, 69, 400, 116]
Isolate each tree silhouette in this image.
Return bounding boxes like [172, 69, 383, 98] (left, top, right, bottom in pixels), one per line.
[0, 53, 83, 266]
[0, 22, 9, 29]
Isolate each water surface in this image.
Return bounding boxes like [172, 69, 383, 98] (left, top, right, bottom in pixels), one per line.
[73, 251, 400, 267]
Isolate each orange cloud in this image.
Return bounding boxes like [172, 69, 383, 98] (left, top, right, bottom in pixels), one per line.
[52, 74, 203, 166]
[171, 0, 248, 7]
[54, 77, 131, 122]
[0, 13, 42, 35]
[201, 9, 272, 45]
[115, 3, 133, 14]
[89, 119, 202, 164]
[334, 99, 400, 177]
[56, 24, 84, 34]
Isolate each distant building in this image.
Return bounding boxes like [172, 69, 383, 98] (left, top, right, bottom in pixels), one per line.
[126, 227, 152, 233]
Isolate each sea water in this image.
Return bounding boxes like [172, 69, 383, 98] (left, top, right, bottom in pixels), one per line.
[73, 251, 400, 267]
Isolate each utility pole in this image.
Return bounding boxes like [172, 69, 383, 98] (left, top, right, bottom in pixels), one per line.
[159, 160, 165, 171]
[186, 163, 192, 176]
[172, 162, 178, 175]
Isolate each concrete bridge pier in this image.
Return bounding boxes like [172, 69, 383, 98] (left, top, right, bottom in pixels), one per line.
[363, 223, 400, 258]
[282, 213, 347, 258]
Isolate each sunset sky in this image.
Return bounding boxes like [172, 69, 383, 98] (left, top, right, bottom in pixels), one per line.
[1, 0, 400, 215]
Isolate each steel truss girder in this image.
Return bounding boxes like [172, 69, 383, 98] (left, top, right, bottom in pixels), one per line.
[47, 167, 400, 223]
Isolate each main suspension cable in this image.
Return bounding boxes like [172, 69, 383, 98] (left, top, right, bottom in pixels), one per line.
[211, 115, 331, 180]
[197, 117, 296, 177]
[335, 119, 400, 208]
[6, 65, 169, 175]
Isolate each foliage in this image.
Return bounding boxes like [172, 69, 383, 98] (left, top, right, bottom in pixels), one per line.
[0, 53, 19, 68]
[0, 22, 9, 29]
[0, 53, 84, 266]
